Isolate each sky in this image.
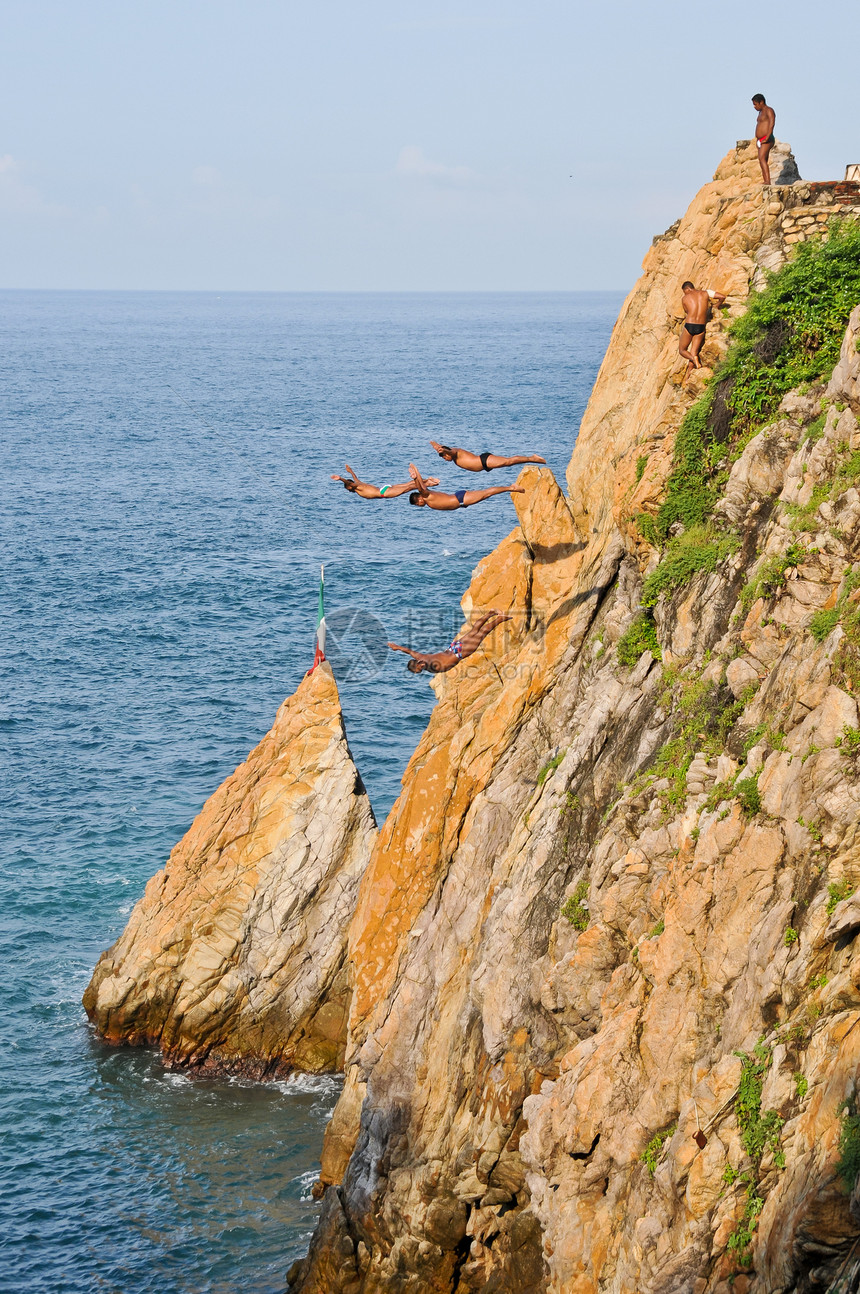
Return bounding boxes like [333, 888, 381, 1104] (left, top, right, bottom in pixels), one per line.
[1, 0, 858, 291]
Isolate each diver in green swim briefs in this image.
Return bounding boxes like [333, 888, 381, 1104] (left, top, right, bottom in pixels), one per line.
[331, 463, 439, 499]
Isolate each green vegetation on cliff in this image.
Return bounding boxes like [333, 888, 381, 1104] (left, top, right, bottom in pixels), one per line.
[640, 220, 860, 604]
[726, 1040, 785, 1267]
[616, 613, 662, 666]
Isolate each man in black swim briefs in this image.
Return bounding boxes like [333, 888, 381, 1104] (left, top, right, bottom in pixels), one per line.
[752, 95, 776, 185]
[429, 442, 546, 472]
[679, 281, 726, 378]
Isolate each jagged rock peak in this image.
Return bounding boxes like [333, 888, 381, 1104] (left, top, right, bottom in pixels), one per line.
[83, 661, 377, 1078]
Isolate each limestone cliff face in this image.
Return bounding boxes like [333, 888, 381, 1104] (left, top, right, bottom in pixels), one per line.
[288, 146, 860, 1294]
[84, 663, 377, 1077]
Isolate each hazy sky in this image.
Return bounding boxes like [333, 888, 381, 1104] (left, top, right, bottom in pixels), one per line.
[2, 0, 858, 291]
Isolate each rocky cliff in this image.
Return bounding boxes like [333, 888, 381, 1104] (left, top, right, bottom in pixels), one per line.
[287, 143, 860, 1294]
[84, 662, 377, 1077]
[82, 139, 860, 1290]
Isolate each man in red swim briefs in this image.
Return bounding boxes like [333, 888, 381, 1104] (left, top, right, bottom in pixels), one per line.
[752, 94, 776, 185]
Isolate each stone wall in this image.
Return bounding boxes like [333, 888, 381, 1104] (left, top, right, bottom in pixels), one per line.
[764, 180, 860, 254]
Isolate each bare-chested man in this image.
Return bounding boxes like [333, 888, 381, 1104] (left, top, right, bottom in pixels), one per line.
[388, 611, 512, 674]
[679, 281, 727, 376]
[429, 441, 546, 472]
[752, 94, 776, 185]
[331, 463, 439, 499]
[407, 463, 524, 511]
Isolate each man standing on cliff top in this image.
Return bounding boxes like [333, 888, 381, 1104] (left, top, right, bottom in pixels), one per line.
[752, 94, 776, 184]
[679, 282, 726, 376]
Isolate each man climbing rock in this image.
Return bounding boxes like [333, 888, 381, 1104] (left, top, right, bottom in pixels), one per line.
[388, 611, 512, 674]
[752, 94, 776, 185]
[679, 281, 726, 376]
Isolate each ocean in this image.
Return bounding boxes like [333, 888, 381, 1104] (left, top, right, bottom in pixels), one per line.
[0, 290, 621, 1292]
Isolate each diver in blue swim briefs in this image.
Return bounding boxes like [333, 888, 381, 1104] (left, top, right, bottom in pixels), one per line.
[406, 463, 525, 511]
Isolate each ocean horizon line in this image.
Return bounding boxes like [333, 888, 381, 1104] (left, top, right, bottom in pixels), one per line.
[0, 285, 626, 297]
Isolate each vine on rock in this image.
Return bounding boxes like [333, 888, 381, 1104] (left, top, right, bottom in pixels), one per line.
[726, 1040, 785, 1268]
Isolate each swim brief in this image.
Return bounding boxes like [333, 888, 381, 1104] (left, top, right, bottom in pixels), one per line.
[757, 134, 775, 146]
[454, 489, 467, 505]
[379, 485, 392, 495]
[480, 451, 492, 471]
[685, 323, 706, 336]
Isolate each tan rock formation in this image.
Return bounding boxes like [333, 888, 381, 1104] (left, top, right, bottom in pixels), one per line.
[288, 152, 860, 1294]
[84, 662, 377, 1077]
[567, 141, 786, 560]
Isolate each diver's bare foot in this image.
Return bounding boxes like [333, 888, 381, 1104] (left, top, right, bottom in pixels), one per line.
[530, 455, 547, 463]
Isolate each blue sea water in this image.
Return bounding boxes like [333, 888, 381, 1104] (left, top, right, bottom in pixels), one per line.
[0, 290, 621, 1293]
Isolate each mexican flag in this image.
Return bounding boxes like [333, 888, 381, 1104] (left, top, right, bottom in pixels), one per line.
[310, 565, 326, 672]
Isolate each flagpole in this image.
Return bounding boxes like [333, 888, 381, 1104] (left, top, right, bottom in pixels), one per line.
[310, 563, 327, 673]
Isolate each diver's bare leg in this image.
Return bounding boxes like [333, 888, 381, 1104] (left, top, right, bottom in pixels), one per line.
[459, 612, 512, 658]
[484, 454, 546, 468]
[679, 326, 699, 369]
[461, 486, 526, 507]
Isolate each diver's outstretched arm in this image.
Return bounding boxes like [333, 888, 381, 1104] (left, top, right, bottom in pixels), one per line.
[331, 463, 364, 485]
[387, 641, 421, 659]
[408, 463, 431, 497]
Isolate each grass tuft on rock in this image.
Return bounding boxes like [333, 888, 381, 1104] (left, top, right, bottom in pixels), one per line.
[837, 1103, 860, 1191]
[642, 526, 739, 607]
[641, 1122, 676, 1177]
[826, 879, 855, 916]
[561, 880, 590, 932]
[537, 750, 565, 785]
[617, 614, 662, 667]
